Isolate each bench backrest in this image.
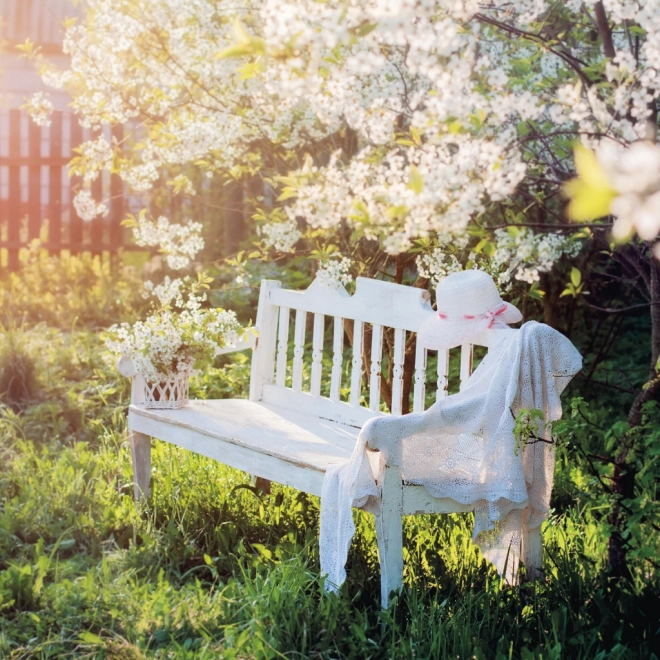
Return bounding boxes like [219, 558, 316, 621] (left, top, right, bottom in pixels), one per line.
[249, 277, 473, 427]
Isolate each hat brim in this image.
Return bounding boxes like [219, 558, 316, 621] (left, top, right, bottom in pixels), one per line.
[417, 302, 522, 351]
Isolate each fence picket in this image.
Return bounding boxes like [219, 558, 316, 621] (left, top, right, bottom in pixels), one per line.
[48, 112, 62, 254]
[69, 118, 83, 254]
[7, 109, 20, 270]
[28, 120, 40, 242]
[110, 124, 124, 249]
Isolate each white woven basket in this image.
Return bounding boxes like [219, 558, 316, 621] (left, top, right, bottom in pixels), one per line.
[142, 371, 191, 409]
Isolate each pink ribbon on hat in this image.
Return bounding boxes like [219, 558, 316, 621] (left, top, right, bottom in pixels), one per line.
[437, 302, 508, 328]
[482, 302, 508, 328]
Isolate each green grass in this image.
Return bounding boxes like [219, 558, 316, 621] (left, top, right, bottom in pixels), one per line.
[0, 256, 659, 658]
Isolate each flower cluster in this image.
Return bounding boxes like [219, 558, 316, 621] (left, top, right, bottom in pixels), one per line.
[73, 189, 108, 222]
[316, 257, 353, 290]
[490, 228, 582, 288]
[415, 234, 471, 286]
[131, 215, 204, 270]
[106, 278, 242, 381]
[259, 219, 301, 253]
[24, 91, 53, 127]
[45, 0, 660, 271]
[71, 135, 114, 183]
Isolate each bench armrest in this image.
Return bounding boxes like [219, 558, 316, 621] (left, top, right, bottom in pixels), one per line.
[362, 410, 430, 463]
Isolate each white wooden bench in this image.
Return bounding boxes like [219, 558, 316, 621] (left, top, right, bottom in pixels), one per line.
[125, 276, 541, 607]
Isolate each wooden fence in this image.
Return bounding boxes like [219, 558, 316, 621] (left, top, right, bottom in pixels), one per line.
[0, 109, 128, 271]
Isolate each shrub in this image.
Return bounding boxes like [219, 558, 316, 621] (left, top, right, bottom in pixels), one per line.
[0, 328, 39, 408]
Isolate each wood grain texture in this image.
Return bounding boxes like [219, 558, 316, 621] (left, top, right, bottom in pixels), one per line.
[292, 309, 307, 392]
[270, 276, 434, 333]
[249, 280, 281, 402]
[369, 324, 383, 411]
[275, 306, 290, 387]
[329, 316, 344, 403]
[350, 320, 364, 408]
[310, 313, 324, 397]
[522, 521, 543, 581]
[413, 342, 427, 412]
[376, 466, 404, 608]
[436, 349, 449, 400]
[391, 328, 406, 415]
[130, 431, 151, 500]
[459, 342, 474, 390]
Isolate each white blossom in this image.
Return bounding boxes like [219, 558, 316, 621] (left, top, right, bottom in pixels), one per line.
[107, 278, 242, 380]
[316, 256, 353, 289]
[44, 0, 660, 260]
[259, 219, 301, 252]
[72, 189, 108, 222]
[132, 215, 204, 270]
[24, 91, 53, 127]
[491, 228, 582, 289]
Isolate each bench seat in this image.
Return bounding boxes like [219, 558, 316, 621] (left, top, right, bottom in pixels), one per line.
[129, 398, 473, 517]
[129, 399, 361, 497]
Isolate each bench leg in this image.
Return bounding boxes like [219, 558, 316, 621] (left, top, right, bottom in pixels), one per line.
[522, 522, 543, 581]
[375, 466, 403, 608]
[130, 431, 151, 501]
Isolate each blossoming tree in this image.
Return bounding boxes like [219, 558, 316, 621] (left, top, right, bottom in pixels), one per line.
[28, 0, 660, 577]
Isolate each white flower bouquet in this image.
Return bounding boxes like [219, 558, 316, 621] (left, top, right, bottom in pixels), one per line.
[106, 275, 243, 408]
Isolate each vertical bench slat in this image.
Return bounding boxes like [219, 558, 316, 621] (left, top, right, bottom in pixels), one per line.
[292, 309, 307, 392]
[350, 320, 364, 407]
[390, 328, 406, 415]
[459, 342, 474, 390]
[275, 306, 290, 387]
[369, 324, 384, 412]
[413, 340, 427, 412]
[310, 313, 325, 397]
[330, 316, 344, 402]
[436, 349, 449, 400]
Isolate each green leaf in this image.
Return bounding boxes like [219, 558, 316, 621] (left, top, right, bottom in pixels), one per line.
[79, 632, 104, 645]
[276, 187, 298, 202]
[408, 165, 424, 195]
[570, 267, 582, 288]
[355, 22, 378, 37]
[564, 144, 616, 222]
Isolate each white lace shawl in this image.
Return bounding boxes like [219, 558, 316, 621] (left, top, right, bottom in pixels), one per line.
[320, 321, 582, 589]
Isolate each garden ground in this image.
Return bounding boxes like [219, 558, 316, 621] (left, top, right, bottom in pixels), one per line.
[0, 253, 658, 659]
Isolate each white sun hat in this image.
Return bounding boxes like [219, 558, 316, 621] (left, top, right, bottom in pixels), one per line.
[417, 270, 522, 351]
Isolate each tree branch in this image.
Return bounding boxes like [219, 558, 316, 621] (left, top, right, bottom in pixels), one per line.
[594, 2, 616, 59]
[583, 301, 660, 314]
